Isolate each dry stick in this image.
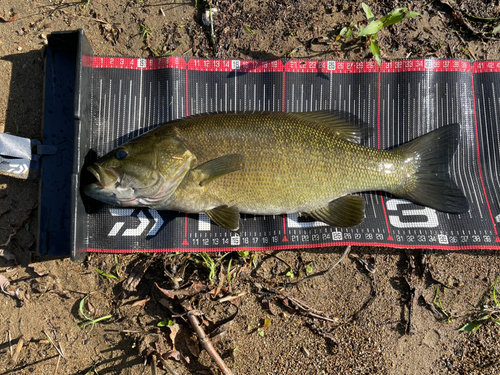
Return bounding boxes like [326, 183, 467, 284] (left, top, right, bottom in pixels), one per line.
[43, 330, 65, 358]
[55, 354, 61, 375]
[8, 330, 12, 357]
[10, 336, 25, 365]
[283, 245, 351, 288]
[155, 353, 180, 375]
[187, 311, 234, 375]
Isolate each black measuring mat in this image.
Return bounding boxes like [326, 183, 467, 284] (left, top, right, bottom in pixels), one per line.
[79, 57, 500, 254]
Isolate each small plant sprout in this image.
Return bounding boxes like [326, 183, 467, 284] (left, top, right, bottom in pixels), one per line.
[433, 285, 457, 323]
[95, 268, 117, 279]
[257, 318, 271, 337]
[77, 296, 112, 331]
[157, 319, 174, 327]
[140, 24, 152, 41]
[194, 252, 230, 282]
[459, 274, 500, 333]
[336, 22, 355, 42]
[358, 3, 419, 65]
[306, 262, 313, 274]
[338, 3, 419, 66]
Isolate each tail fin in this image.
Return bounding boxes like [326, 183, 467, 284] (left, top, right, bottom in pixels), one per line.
[391, 124, 469, 214]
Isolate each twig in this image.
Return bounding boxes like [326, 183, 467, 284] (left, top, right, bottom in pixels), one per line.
[10, 336, 25, 365]
[55, 354, 61, 375]
[279, 291, 339, 323]
[155, 353, 181, 375]
[283, 246, 351, 288]
[43, 330, 65, 358]
[187, 310, 234, 375]
[150, 353, 157, 375]
[218, 291, 247, 303]
[8, 330, 12, 356]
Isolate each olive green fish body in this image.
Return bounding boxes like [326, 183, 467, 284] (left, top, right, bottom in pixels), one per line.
[166, 113, 406, 214]
[84, 112, 469, 231]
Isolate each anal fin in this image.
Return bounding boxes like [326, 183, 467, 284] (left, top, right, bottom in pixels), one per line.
[308, 195, 365, 227]
[206, 206, 240, 232]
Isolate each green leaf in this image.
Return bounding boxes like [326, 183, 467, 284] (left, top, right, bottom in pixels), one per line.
[406, 11, 420, 19]
[493, 274, 500, 306]
[285, 270, 294, 279]
[361, 3, 375, 22]
[95, 268, 117, 279]
[157, 319, 174, 327]
[381, 8, 406, 27]
[458, 321, 482, 332]
[339, 27, 348, 36]
[369, 39, 382, 66]
[237, 251, 250, 257]
[79, 296, 93, 321]
[245, 26, 254, 36]
[358, 20, 383, 36]
[306, 263, 313, 274]
[345, 28, 353, 38]
[381, 8, 419, 27]
[493, 24, 500, 34]
[258, 329, 265, 337]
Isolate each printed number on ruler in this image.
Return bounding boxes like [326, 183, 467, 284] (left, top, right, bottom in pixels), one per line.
[386, 199, 439, 228]
[232, 60, 241, 70]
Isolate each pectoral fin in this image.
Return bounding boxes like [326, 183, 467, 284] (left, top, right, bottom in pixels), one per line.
[308, 195, 365, 227]
[194, 154, 245, 186]
[206, 206, 240, 232]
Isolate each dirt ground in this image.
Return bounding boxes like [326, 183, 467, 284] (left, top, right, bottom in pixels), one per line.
[1, 0, 500, 374]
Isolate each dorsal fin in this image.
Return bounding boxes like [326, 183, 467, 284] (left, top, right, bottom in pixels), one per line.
[288, 112, 362, 144]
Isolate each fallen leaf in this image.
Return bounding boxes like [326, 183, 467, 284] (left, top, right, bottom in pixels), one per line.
[122, 258, 153, 294]
[155, 281, 207, 299]
[28, 263, 49, 276]
[168, 323, 180, 350]
[184, 334, 200, 357]
[163, 349, 190, 363]
[0, 274, 16, 297]
[131, 296, 150, 307]
[0, 13, 18, 22]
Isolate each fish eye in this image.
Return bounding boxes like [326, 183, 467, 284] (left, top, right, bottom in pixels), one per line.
[115, 148, 129, 160]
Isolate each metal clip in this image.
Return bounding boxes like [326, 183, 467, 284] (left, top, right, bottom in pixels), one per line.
[0, 133, 57, 179]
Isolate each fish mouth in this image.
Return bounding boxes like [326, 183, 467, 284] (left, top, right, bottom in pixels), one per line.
[87, 165, 120, 189]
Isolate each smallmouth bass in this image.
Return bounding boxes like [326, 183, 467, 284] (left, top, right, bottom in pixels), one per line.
[83, 112, 469, 231]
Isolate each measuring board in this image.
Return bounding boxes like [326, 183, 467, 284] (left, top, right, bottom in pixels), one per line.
[72, 51, 500, 256]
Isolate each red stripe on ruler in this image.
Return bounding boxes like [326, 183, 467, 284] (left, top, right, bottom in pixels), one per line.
[86, 240, 500, 253]
[185, 69, 189, 116]
[181, 213, 189, 246]
[282, 214, 288, 242]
